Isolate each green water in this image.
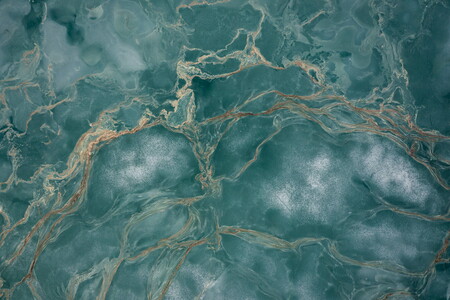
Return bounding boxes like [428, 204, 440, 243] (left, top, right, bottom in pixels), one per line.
[0, 0, 449, 299]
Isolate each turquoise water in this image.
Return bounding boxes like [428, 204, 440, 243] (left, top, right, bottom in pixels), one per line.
[0, 0, 449, 299]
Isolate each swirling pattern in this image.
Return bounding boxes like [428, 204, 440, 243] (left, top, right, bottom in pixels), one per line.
[0, 0, 449, 299]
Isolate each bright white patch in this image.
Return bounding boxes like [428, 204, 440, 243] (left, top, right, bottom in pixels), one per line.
[354, 222, 419, 262]
[269, 152, 344, 223]
[272, 183, 296, 216]
[104, 134, 187, 189]
[166, 264, 218, 299]
[297, 274, 324, 300]
[354, 143, 432, 206]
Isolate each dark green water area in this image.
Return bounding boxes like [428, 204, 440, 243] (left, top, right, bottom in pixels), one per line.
[1, 0, 450, 299]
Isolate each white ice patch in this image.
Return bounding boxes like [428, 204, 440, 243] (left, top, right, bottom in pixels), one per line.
[342, 210, 447, 272]
[305, 153, 331, 191]
[354, 143, 432, 207]
[296, 274, 324, 300]
[269, 152, 344, 223]
[271, 183, 296, 217]
[166, 264, 219, 299]
[104, 133, 187, 189]
[353, 222, 419, 262]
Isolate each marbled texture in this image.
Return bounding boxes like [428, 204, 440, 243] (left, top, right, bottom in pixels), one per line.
[0, 0, 449, 299]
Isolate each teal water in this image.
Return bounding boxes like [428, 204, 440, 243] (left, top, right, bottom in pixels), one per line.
[0, 0, 449, 299]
